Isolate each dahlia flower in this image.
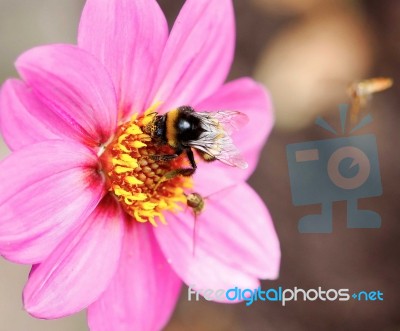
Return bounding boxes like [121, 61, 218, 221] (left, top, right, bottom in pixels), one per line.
[0, 0, 280, 330]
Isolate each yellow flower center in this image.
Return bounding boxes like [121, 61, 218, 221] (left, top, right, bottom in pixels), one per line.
[100, 113, 192, 226]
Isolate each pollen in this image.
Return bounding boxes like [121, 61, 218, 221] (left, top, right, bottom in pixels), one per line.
[100, 114, 191, 226]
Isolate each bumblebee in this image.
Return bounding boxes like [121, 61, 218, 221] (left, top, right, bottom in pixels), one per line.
[144, 106, 248, 177]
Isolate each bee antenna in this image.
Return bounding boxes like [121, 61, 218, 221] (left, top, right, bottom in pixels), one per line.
[146, 111, 157, 117]
[144, 101, 163, 116]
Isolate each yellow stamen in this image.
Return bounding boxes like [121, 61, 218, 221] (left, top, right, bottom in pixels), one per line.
[126, 125, 143, 135]
[130, 141, 147, 149]
[142, 202, 158, 210]
[125, 176, 144, 185]
[114, 166, 134, 174]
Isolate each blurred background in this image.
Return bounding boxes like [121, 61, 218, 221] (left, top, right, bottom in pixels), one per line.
[0, 0, 399, 330]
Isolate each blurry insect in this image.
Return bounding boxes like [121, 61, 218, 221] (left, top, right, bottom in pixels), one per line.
[184, 185, 237, 256]
[348, 77, 393, 124]
[183, 192, 206, 257]
[143, 105, 249, 178]
[185, 192, 206, 217]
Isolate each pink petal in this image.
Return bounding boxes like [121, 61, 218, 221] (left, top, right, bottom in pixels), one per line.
[192, 166, 239, 198]
[16, 44, 118, 147]
[78, 0, 168, 119]
[0, 79, 60, 151]
[0, 140, 105, 264]
[147, 0, 235, 112]
[88, 223, 181, 331]
[195, 78, 274, 183]
[154, 183, 280, 302]
[23, 195, 124, 319]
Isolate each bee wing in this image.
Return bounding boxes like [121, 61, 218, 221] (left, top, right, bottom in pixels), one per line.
[189, 132, 248, 169]
[187, 110, 249, 169]
[197, 111, 249, 135]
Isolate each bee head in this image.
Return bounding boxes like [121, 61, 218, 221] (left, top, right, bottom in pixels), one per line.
[153, 115, 167, 139]
[143, 113, 167, 143]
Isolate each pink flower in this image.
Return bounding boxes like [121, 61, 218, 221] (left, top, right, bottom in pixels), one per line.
[0, 0, 280, 330]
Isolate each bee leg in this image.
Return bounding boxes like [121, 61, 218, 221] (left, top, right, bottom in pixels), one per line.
[149, 154, 180, 162]
[156, 148, 197, 182]
[152, 167, 196, 192]
[185, 148, 197, 170]
[168, 148, 197, 177]
[162, 168, 196, 179]
[149, 148, 183, 162]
